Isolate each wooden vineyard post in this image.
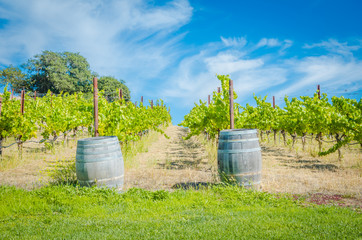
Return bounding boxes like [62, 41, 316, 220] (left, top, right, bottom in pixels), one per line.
[93, 77, 99, 137]
[21, 90, 25, 115]
[317, 84, 321, 99]
[11, 89, 14, 99]
[151, 100, 153, 109]
[229, 80, 234, 129]
[217, 87, 221, 93]
[141, 96, 143, 105]
[208, 95, 211, 106]
[34, 91, 37, 100]
[273, 96, 275, 109]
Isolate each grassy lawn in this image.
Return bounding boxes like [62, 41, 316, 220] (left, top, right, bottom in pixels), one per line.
[0, 185, 360, 239]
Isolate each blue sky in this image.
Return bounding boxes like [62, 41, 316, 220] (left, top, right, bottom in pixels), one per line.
[0, 0, 361, 124]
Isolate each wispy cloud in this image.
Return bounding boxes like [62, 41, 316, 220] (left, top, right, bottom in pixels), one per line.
[220, 36, 247, 47]
[256, 38, 282, 48]
[0, 0, 193, 93]
[304, 38, 361, 57]
[276, 55, 362, 98]
[162, 38, 290, 107]
[163, 37, 361, 110]
[205, 53, 264, 74]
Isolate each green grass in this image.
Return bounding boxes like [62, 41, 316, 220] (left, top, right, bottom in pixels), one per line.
[0, 185, 360, 239]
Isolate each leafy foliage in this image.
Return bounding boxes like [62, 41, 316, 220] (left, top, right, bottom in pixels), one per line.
[0, 65, 28, 92]
[22, 51, 93, 94]
[0, 89, 171, 151]
[181, 75, 362, 157]
[98, 76, 130, 101]
[179, 75, 240, 139]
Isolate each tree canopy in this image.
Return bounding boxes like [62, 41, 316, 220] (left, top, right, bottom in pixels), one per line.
[98, 76, 130, 102]
[0, 65, 28, 92]
[22, 50, 93, 94]
[0, 50, 131, 101]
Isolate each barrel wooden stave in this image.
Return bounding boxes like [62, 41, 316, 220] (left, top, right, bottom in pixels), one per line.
[76, 136, 124, 190]
[218, 129, 262, 187]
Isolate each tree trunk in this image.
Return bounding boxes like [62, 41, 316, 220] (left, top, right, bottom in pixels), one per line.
[291, 133, 296, 149]
[0, 137, 3, 156]
[52, 132, 57, 147]
[260, 130, 264, 142]
[17, 138, 23, 157]
[73, 127, 78, 137]
[301, 133, 306, 151]
[273, 130, 277, 145]
[281, 130, 287, 146]
[64, 132, 68, 146]
[316, 132, 323, 153]
[335, 133, 342, 161]
[216, 129, 220, 147]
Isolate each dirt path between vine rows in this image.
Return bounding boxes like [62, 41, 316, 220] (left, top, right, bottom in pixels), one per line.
[124, 126, 216, 190]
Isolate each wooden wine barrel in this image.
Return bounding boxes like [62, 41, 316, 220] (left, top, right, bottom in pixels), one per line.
[217, 129, 262, 188]
[76, 136, 124, 190]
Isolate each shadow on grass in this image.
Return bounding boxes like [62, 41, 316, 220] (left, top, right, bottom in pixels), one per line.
[295, 163, 338, 172]
[157, 155, 205, 170]
[295, 159, 321, 164]
[157, 128, 207, 170]
[172, 181, 260, 191]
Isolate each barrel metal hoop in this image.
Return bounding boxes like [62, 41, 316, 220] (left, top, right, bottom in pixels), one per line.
[78, 174, 124, 183]
[77, 141, 120, 148]
[220, 129, 257, 135]
[77, 136, 119, 145]
[76, 145, 121, 155]
[218, 138, 259, 143]
[217, 147, 261, 153]
[76, 154, 123, 162]
[229, 171, 261, 177]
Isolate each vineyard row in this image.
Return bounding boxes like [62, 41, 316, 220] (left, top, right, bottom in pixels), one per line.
[180, 75, 361, 160]
[0, 83, 171, 154]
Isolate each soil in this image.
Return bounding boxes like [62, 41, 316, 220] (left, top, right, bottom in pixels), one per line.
[0, 125, 361, 208]
[124, 126, 216, 190]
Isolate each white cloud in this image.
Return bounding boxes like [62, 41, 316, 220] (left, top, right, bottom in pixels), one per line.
[304, 38, 361, 57]
[277, 55, 362, 97]
[220, 36, 247, 47]
[256, 38, 282, 48]
[0, 0, 193, 93]
[163, 37, 361, 111]
[205, 52, 264, 74]
[279, 39, 293, 53]
[162, 38, 289, 107]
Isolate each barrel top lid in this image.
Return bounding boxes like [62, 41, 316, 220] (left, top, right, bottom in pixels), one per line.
[220, 129, 257, 135]
[77, 136, 119, 144]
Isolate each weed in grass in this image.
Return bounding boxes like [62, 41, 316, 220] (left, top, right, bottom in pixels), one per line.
[40, 158, 77, 186]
